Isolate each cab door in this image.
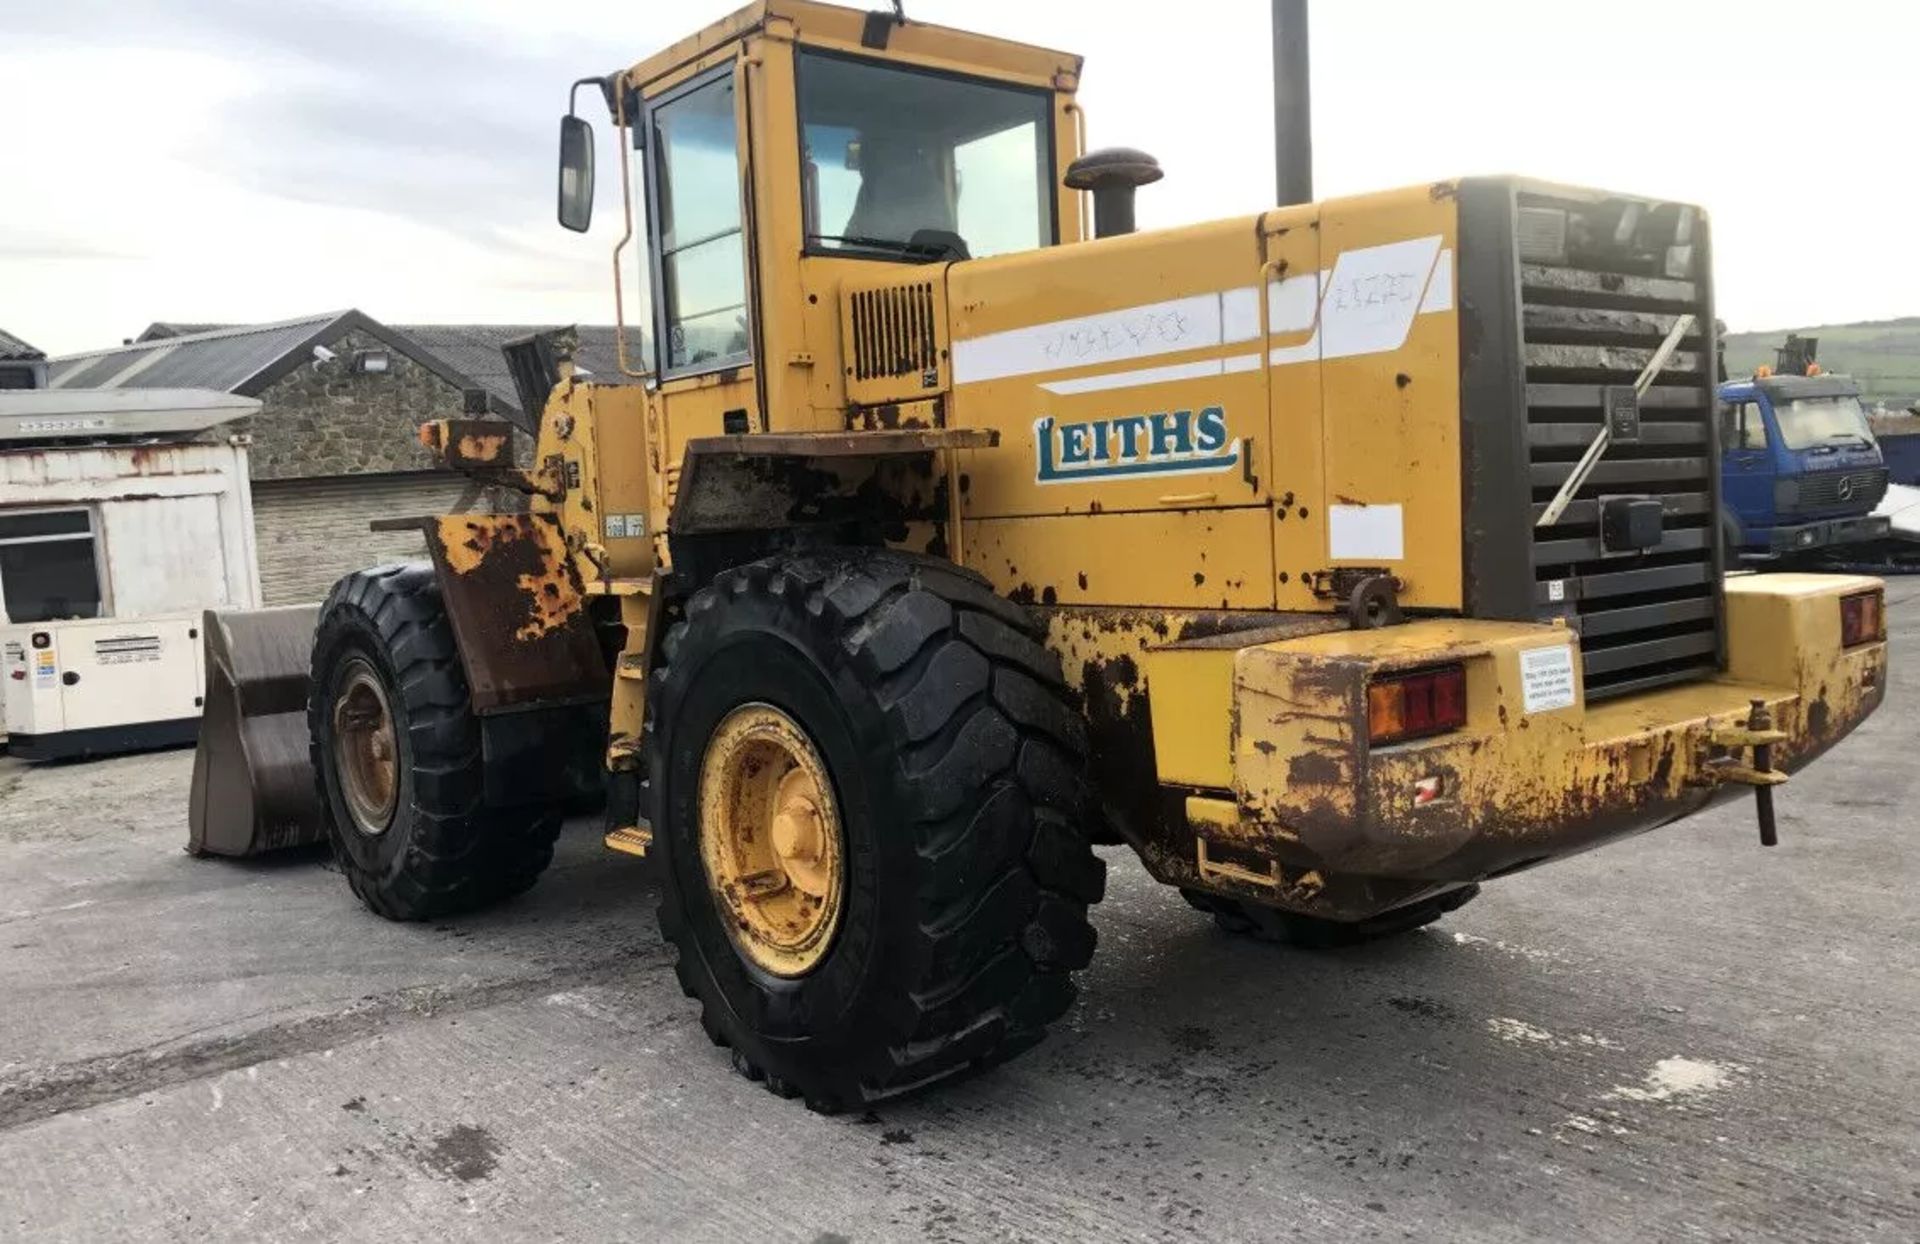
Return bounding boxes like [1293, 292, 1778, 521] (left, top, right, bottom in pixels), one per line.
[644, 62, 762, 477]
[1719, 399, 1774, 539]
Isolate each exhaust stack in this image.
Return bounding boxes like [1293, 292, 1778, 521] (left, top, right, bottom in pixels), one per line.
[1064, 147, 1164, 239]
[1272, 0, 1312, 206]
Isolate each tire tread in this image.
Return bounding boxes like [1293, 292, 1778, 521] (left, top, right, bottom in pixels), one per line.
[309, 563, 561, 922]
[648, 548, 1105, 1111]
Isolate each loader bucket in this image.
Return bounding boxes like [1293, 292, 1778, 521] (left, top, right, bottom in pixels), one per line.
[186, 604, 327, 857]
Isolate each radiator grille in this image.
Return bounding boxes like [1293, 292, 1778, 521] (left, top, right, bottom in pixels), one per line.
[1520, 194, 1721, 701]
[1793, 467, 1888, 512]
[848, 282, 937, 382]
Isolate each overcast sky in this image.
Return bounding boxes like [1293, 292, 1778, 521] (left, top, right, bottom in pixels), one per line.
[3, 0, 1914, 355]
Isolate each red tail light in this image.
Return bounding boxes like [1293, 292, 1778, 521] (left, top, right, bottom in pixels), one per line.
[1840, 590, 1884, 648]
[1368, 664, 1468, 746]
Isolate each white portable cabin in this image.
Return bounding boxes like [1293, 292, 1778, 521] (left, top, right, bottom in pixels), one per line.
[0, 389, 262, 760]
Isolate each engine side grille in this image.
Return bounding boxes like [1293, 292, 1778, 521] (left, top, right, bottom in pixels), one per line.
[1517, 192, 1722, 701]
[848, 282, 938, 383]
[1793, 467, 1888, 512]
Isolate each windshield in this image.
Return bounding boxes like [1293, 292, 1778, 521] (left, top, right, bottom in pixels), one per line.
[796, 50, 1055, 261]
[1773, 394, 1874, 450]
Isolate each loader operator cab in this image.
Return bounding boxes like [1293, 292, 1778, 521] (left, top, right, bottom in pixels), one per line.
[556, 5, 1086, 429]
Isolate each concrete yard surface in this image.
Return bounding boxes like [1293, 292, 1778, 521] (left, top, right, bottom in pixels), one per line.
[2, 588, 1917, 1242]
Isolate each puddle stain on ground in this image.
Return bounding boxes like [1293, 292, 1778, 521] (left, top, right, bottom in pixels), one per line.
[423, 1124, 502, 1182]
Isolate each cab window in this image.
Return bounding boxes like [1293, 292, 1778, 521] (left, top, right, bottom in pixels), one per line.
[796, 50, 1055, 262]
[1722, 401, 1768, 451]
[650, 70, 750, 375]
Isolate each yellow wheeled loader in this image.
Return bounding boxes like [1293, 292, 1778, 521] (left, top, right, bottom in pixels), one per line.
[191, 1, 1888, 1111]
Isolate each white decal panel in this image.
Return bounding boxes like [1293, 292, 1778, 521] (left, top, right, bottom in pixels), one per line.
[1519, 645, 1579, 714]
[1328, 503, 1405, 561]
[951, 237, 1454, 395]
[1315, 235, 1444, 360]
[952, 292, 1222, 386]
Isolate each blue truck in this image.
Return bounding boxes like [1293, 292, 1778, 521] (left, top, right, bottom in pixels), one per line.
[1718, 337, 1891, 558]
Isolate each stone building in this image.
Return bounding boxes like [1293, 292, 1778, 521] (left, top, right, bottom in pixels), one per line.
[0, 328, 46, 390]
[46, 313, 624, 604]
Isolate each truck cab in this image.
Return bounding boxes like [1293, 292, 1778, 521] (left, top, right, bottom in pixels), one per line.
[1718, 372, 1890, 555]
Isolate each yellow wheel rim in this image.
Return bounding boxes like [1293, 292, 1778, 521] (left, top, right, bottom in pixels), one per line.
[332, 657, 399, 835]
[697, 704, 845, 978]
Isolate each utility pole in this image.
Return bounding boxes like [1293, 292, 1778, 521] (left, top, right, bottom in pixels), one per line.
[1272, 0, 1312, 206]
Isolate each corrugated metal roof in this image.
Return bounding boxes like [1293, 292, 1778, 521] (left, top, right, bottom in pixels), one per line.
[392, 325, 632, 413]
[135, 322, 231, 343]
[47, 313, 353, 395]
[0, 388, 260, 443]
[0, 328, 45, 361]
[50, 314, 635, 416]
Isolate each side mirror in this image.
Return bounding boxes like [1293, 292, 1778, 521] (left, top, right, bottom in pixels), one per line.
[557, 114, 595, 233]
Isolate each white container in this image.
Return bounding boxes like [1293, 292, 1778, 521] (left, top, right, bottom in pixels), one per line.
[0, 389, 262, 759]
[2, 614, 207, 758]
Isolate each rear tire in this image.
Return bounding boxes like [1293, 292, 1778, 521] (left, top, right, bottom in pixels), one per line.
[309, 563, 562, 921]
[1181, 884, 1479, 948]
[647, 549, 1105, 1112]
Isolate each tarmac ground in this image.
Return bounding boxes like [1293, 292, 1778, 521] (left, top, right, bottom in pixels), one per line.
[1, 586, 1915, 1242]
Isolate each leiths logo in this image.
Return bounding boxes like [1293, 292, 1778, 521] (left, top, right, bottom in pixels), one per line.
[1035, 406, 1239, 484]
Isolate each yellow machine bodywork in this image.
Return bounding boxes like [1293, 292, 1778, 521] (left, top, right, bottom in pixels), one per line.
[403, 0, 1884, 922]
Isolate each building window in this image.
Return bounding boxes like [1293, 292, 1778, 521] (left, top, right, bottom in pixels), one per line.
[0, 509, 103, 623]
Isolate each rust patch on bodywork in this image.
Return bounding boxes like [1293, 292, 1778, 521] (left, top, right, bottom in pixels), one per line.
[670, 429, 991, 536]
[422, 513, 609, 712]
[846, 395, 943, 432]
[1043, 606, 1335, 849]
[1037, 578, 1888, 926]
[434, 515, 581, 639]
[418, 417, 558, 497]
[419, 418, 515, 467]
[456, 432, 509, 464]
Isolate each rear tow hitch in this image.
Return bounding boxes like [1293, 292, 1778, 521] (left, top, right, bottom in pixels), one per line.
[1701, 699, 1790, 846]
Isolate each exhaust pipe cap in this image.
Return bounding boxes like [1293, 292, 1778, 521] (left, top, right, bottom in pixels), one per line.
[1065, 147, 1163, 238]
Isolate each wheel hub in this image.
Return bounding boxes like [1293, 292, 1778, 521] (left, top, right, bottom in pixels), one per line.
[332, 657, 399, 835]
[697, 704, 845, 977]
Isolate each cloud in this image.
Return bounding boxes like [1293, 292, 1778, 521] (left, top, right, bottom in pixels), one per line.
[11, 0, 619, 248]
[5, 0, 1917, 352]
[0, 232, 139, 263]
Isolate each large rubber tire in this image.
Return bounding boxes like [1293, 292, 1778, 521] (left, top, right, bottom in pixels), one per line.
[647, 549, 1105, 1112]
[309, 563, 563, 921]
[1181, 884, 1480, 949]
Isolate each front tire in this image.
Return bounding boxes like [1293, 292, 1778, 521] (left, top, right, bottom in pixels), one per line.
[647, 549, 1105, 1111]
[309, 563, 562, 920]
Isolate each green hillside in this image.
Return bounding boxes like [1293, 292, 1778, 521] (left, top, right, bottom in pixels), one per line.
[1723, 317, 1920, 413]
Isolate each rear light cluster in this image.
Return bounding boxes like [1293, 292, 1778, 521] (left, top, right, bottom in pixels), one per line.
[1840, 590, 1885, 648]
[1367, 664, 1467, 747]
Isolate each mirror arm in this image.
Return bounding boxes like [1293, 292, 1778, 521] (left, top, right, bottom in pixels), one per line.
[568, 75, 607, 120]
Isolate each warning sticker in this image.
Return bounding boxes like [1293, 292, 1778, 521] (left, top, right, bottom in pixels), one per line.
[95, 635, 162, 666]
[604, 513, 648, 540]
[1519, 645, 1577, 714]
